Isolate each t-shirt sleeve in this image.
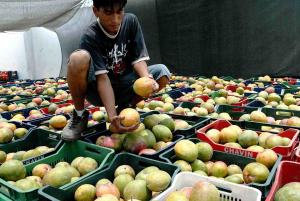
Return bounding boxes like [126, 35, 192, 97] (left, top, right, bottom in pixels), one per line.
[131, 15, 150, 65]
[79, 35, 108, 75]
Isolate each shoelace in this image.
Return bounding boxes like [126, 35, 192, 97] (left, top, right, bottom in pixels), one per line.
[69, 115, 81, 128]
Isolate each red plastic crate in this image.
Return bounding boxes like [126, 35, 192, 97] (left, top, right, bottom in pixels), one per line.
[66, 99, 91, 107]
[266, 161, 300, 201]
[225, 85, 252, 92]
[196, 119, 299, 159]
[193, 94, 210, 102]
[146, 97, 162, 102]
[40, 103, 71, 114]
[294, 145, 300, 163]
[50, 98, 64, 103]
[87, 106, 100, 114]
[175, 94, 210, 103]
[231, 97, 249, 107]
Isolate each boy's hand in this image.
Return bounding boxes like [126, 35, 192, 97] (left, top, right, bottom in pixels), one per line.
[148, 74, 159, 95]
[109, 116, 139, 133]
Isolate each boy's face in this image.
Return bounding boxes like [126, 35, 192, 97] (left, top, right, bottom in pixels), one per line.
[93, 4, 124, 35]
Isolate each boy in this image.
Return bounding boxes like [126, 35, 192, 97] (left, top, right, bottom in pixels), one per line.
[62, 0, 171, 141]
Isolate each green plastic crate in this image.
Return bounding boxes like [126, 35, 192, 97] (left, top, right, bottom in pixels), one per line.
[0, 193, 12, 201]
[0, 140, 115, 201]
[209, 91, 221, 99]
[261, 107, 300, 120]
[179, 101, 200, 110]
[249, 78, 273, 85]
[140, 110, 210, 138]
[38, 152, 179, 201]
[13, 99, 36, 105]
[216, 105, 300, 130]
[166, 113, 211, 138]
[282, 88, 300, 95]
[0, 128, 62, 165]
[159, 138, 282, 199]
[216, 104, 258, 121]
[220, 76, 234, 81]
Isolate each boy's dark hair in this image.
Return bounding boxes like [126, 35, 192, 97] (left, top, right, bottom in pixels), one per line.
[93, 0, 127, 10]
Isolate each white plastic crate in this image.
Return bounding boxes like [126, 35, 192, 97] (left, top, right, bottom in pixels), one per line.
[152, 172, 261, 201]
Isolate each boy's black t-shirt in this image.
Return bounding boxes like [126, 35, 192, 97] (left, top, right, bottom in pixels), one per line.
[79, 13, 149, 83]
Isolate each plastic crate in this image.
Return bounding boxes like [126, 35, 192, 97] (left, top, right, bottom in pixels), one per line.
[140, 110, 211, 138]
[0, 107, 51, 121]
[209, 91, 250, 106]
[28, 114, 105, 139]
[294, 145, 300, 163]
[196, 119, 299, 160]
[1, 94, 37, 100]
[4, 121, 36, 132]
[178, 101, 201, 110]
[39, 103, 72, 115]
[0, 121, 37, 147]
[145, 97, 179, 108]
[164, 113, 211, 138]
[86, 106, 102, 114]
[282, 88, 300, 95]
[247, 77, 273, 85]
[261, 107, 300, 120]
[176, 94, 210, 103]
[266, 161, 300, 201]
[215, 104, 258, 119]
[11, 98, 37, 105]
[232, 97, 249, 106]
[253, 86, 282, 94]
[243, 120, 300, 132]
[220, 76, 235, 81]
[246, 100, 266, 108]
[159, 138, 282, 199]
[0, 95, 20, 102]
[0, 193, 12, 201]
[84, 128, 184, 160]
[66, 99, 91, 108]
[0, 140, 114, 201]
[167, 88, 192, 99]
[154, 172, 262, 201]
[11, 97, 34, 103]
[16, 82, 35, 87]
[0, 128, 62, 165]
[38, 152, 179, 201]
[225, 85, 252, 92]
[244, 92, 258, 99]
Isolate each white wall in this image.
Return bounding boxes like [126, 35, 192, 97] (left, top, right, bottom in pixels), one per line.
[24, 27, 62, 79]
[0, 32, 29, 79]
[0, 28, 62, 80]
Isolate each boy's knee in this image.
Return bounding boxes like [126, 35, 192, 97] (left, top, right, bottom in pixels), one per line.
[68, 50, 91, 72]
[149, 64, 171, 80]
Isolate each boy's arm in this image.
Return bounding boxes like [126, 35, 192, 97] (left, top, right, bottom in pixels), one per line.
[96, 73, 117, 121]
[133, 60, 150, 77]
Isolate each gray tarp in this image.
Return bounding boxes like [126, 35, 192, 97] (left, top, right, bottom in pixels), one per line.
[0, 0, 85, 31]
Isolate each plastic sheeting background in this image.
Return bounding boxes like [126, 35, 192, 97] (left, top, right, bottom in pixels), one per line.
[156, 0, 300, 77]
[0, 0, 84, 31]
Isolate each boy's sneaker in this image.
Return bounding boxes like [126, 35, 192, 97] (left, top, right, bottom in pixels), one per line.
[62, 109, 89, 141]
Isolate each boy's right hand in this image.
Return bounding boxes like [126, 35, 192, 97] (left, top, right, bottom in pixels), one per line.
[109, 116, 139, 133]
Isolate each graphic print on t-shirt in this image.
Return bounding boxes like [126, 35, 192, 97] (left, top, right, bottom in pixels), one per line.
[104, 43, 128, 75]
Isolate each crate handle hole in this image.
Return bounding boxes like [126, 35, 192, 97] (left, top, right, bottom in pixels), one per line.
[138, 160, 154, 168]
[86, 146, 102, 154]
